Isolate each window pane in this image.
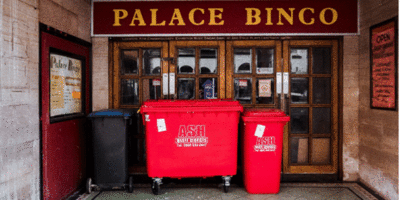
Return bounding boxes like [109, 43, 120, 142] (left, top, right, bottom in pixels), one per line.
[121, 79, 139, 105]
[178, 78, 195, 99]
[256, 48, 274, 74]
[290, 108, 309, 134]
[234, 48, 252, 74]
[313, 77, 331, 104]
[291, 78, 309, 104]
[312, 108, 331, 134]
[121, 50, 138, 75]
[256, 78, 274, 104]
[143, 79, 161, 102]
[143, 49, 161, 75]
[234, 78, 252, 104]
[312, 138, 331, 164]
[199, 78, 218, 99]
[200, 48, 217, 74]
[290, 48, 308, 74]
[290, 137, 309, 164]
[178, 48, 195, 74]
[312, 47, 331, 74]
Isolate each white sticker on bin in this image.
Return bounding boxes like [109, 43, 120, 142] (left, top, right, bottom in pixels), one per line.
[145, 115, 150, 122]
[254, 124, 265, 138]
[157, 119, 167, 132]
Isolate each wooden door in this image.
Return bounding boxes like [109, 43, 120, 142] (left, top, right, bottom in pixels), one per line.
[41, 31, 91, 199]
[226, 39, 339, 176]
[282, 40, 339, 175]
[111, 41, 168, 173]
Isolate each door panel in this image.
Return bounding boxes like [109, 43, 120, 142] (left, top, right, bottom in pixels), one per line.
[112, 41, 168, 108]
[41, 31, 91, 200]
[226, 40, 282, 107]
[282, 40, 338, 174]
[169, 41, 225, 99]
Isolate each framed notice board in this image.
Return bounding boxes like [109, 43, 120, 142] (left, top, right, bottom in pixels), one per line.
[49, 48, 86, 122]
[370, 17, 398, 110]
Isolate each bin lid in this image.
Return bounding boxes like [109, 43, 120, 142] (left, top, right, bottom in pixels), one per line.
[242, 108, 287, 117]
[88, 109, 136, 118]
[140, 99, 243, 113]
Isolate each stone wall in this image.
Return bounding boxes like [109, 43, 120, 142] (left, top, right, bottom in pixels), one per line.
[342, 35, 360, 181]
[0, 0, 91, 199]
[0, 0, 40, 199]
[92, 37, 109, 111]
[39, 0, 91, 42]
[358, 0, 398, 199]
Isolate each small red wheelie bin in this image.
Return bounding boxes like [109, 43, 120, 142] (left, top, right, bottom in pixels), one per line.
[241, 109, 290, 194]
[140, 99, 243, 195]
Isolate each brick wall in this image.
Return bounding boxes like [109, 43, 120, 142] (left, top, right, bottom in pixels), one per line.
[358, 0, 398, 199]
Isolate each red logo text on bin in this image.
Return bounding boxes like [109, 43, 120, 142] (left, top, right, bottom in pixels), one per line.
[176, 125, 208, 147]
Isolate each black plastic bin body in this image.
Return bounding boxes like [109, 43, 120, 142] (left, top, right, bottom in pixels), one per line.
[87, 109, 135, 190]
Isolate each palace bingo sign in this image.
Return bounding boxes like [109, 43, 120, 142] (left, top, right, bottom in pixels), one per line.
[92, 0, 358, 36]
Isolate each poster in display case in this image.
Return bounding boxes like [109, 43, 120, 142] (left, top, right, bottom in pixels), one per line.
[370, 17, 398, 110]
[49, 48, 85, 121]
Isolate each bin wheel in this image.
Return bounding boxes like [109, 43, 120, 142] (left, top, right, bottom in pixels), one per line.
[128, 176, 134, 193]
[151, 181, 160, 195]
[86, 178, 92, 194]
[224, 185, 229, 193]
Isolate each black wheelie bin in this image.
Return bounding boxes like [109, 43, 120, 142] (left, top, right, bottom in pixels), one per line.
[86, 109, 135, 193]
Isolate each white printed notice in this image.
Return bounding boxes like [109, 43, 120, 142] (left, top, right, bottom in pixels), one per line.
[254, 124, 265, 138]
[283, 72, 289, 94]
[258, 79, 271, 97]
[169, 73, 175, 95]
[163, 73, 168, 95]
[276, 72, 282, 94]
[157, 119, 167, 132]
[50, 53, 82, 117]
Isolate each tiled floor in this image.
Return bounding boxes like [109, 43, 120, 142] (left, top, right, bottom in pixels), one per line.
[77, 183, 380, 200]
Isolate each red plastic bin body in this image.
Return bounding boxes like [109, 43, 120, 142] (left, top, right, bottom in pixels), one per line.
[140, 99, 243, 179]
[241, 109, 290, 194]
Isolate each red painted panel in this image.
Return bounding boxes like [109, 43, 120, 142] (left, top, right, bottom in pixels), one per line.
[41, 32, 91, 200]
[93, 0, 358, 36]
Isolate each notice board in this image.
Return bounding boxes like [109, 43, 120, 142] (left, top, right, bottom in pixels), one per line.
[370, 17, 398, 110]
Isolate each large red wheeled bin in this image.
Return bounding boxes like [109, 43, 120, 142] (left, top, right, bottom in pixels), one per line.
[241, 109, 290, 194]
[140, 99, 243, 195]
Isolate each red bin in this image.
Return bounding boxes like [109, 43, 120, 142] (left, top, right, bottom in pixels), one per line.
[241, 109, 290, 194]
[140, 99, 243, 194]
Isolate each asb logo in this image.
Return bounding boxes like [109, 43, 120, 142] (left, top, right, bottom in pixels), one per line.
[254, 136, 276, 152]
[175, 125, 208, 147]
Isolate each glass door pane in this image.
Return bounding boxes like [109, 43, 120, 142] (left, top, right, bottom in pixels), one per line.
[226, 40, 281, 107]
[170, 41, 225, 100]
